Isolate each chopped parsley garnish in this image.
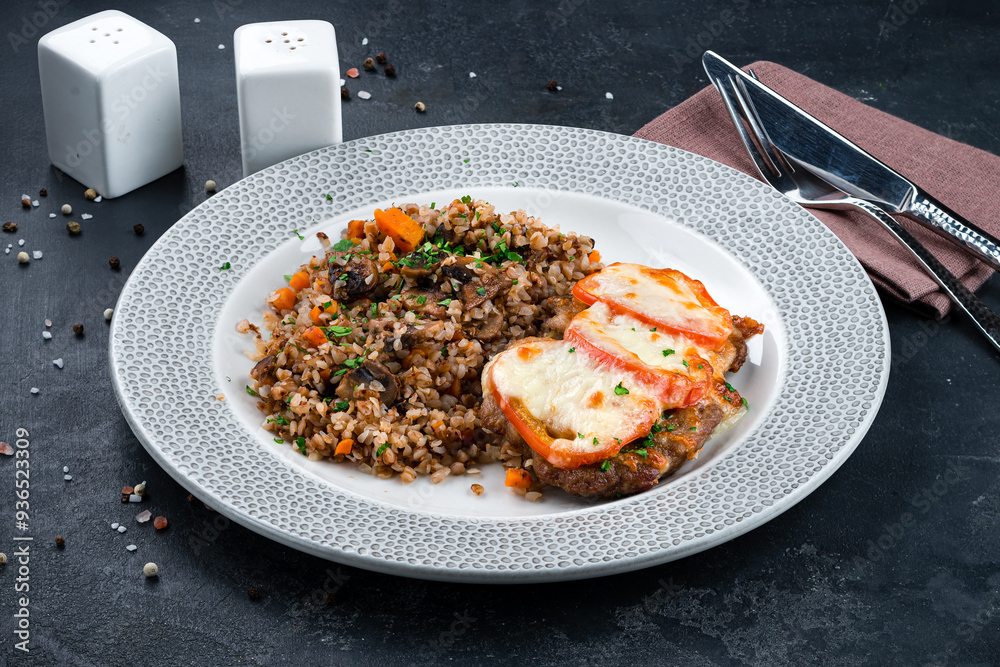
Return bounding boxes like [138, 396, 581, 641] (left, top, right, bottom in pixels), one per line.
[476, 287, 486, 296]
[682, 360, 689, 367]
[365, 148, 372, 153]
[332, 238, 354, 252]
[225, 376, 231, 383]
[600, 459, 611, 471]
[725, 382, 736, 392]
[296, 436, 307, 454]
[512, 279, 518, 285]
[325, 325, 353, 337]
[578, 433, 585, 439]
[376, 443, 390, 457]
[742, 397, 749, 408]
[666, 424, 676, 432]
[650, 422, 664, 433]
[632, 449, 648, 458]
[333, 368, 349, 377]
[416, 295, 427, 305]
[325, 194, 333, 201]
[274, 437, 284, 443]
[343, 357, 365, 369]
[698, 364, 703, 369]
[593, 437, 600, 445]
[293, 228, 304, 240]
[463, 158, 470, 163]
[371, 302, 378, 316]
[568, 347, 575, 353]
[663, 349, 675, 356]
[430, 202, 435, 209]
[513, 181, 519, 187]
[460, 195, 472, 204]
[689, 426, 697, 431]
[245, 385, 259, 397]
[334, 400, 350, 412]
[614, 382, 629, 395]
[438, 298, 453, 306]
[284, 274, 293, 281]
[220, 261, 231, 271]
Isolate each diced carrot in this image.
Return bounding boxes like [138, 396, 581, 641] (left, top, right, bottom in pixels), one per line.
[374, 207, 425, 253]
[319, 368, 331, 382]
[588, 250, 601, 263]
[310, 306, 322, 322]
[272, 287, 297, 311]
[314, 277, 331, 294]
[334, 438, 354, 456]
[346, 219, 366, 239]
[381, 261, 394, 272]
[301, 326, 328, 348]
[505, 468, 533, 489]
[288, 271, 310, 291]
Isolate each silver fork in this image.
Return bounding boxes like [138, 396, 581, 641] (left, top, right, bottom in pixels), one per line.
[711, 69, 1000, 354]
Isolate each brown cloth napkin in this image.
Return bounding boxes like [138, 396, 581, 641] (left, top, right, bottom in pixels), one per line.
[635, 61, 1000, 318]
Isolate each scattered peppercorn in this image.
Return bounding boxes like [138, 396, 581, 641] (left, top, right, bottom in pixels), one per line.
[0, 553, 6, 565]
[341, 86, 350, 100]
[153, 516, 168, 530]
[143, 562, 159, 578]
[133, 223, 144, 235]
[414, 101, 426, 113]
[61, 204, 72, 215]
[67, 221, 81, 235]
[375, 52, 386, 64]
[55, 535, 65, 548]
[186, 493, 194, 502]
[21, 198, 31, 208]
[248, 586, 261, 600]
[363, 57, 375, 71]
[134, 482, 146, 496]
[205, 180, 217, 192]
[104, 308, 114, 321]
[471, 483, 484, 496]
[546, 79, 558, 91]
[109, 256, 121, 270]
[84, 188, 98, 200]
[2, 222, 16, 233]
[17, 251, 29, 264]
[383, 63, 396, 77]
[39, 188, 47, 197]
[72, 323, 84, 336]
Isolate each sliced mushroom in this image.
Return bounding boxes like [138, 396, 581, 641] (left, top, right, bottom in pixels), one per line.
[398, 248, 445, 282]
[462, 271, 514, 309]
[401, 288, 449, 320]
[441, 256, 476, 284]
[329, 253, 380, 302]
[249, 355, 276, 381]
[335, 360, 399, 407]
[464, 304, 505, 341]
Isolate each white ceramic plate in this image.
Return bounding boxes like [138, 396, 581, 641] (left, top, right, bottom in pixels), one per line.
[110, 124, 889, 582]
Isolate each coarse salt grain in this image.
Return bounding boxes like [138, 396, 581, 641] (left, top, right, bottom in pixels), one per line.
[606, 92, 614, 100]
[32, 251, 42, 260]
[469, 72, 477, 78]
[339, 78, 345, 86]
[136, 510, 152, 523]
[346, 68, 359, 78]
[30, 388, 39, 394]
[93, 195, 102, 202]
[52, 358, 64, 369]
[32, 200, 39, 207]
[81, 213, 93, 220]
[194, 17, 200, 23]
[48, 213, 56, 218]
[111, 522, 119, 529]
[361, 37, 368, 45]
[117, 525, 127, 533]
[18, 239, 25, 246]
[126, 544, 137, 552]
[129, 494, 142, 503]
[64, 474, 72, 481]
[42, 331, 52, 340]
[62, 466, 68, 472]
[357, 90, 371, 100]
[218, 44, 225, 50]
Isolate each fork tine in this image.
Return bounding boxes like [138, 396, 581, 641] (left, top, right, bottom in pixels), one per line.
[731, 76, 792, 175]
[710, 73, 775, 181]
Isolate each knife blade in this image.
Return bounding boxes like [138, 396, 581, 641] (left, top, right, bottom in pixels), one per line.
[702, 51, 1000, 273]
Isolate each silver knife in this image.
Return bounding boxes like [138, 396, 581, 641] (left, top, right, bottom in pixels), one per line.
[702, 51, 1000, 272]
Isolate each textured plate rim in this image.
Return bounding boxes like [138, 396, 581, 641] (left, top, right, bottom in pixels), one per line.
[109, 123, 890, 583]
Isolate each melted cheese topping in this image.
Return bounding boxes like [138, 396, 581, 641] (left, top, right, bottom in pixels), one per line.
[577, 263, 732, 348]
[488, 339, 658, 447]
[569, 302, 708, 376]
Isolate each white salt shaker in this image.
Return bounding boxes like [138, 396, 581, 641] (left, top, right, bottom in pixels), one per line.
[234, 20, 343, 177]
[37, 10, 184, 199]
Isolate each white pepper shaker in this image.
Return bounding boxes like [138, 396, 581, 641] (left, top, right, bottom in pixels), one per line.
[37, 10, 184, 198]
[234, 20, 343, 177]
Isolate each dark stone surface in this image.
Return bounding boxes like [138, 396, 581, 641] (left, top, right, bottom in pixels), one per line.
[1, 0, 999, 664]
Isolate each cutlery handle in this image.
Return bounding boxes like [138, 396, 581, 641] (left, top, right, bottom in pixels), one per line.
[852, 198, 1000, 353]
[903, 192, 1000, 273]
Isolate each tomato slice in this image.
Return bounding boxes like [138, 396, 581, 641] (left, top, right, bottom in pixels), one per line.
[565, 302, 712, 409]
[572, 263, 732, 350]
[485, 339, 658, 469]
